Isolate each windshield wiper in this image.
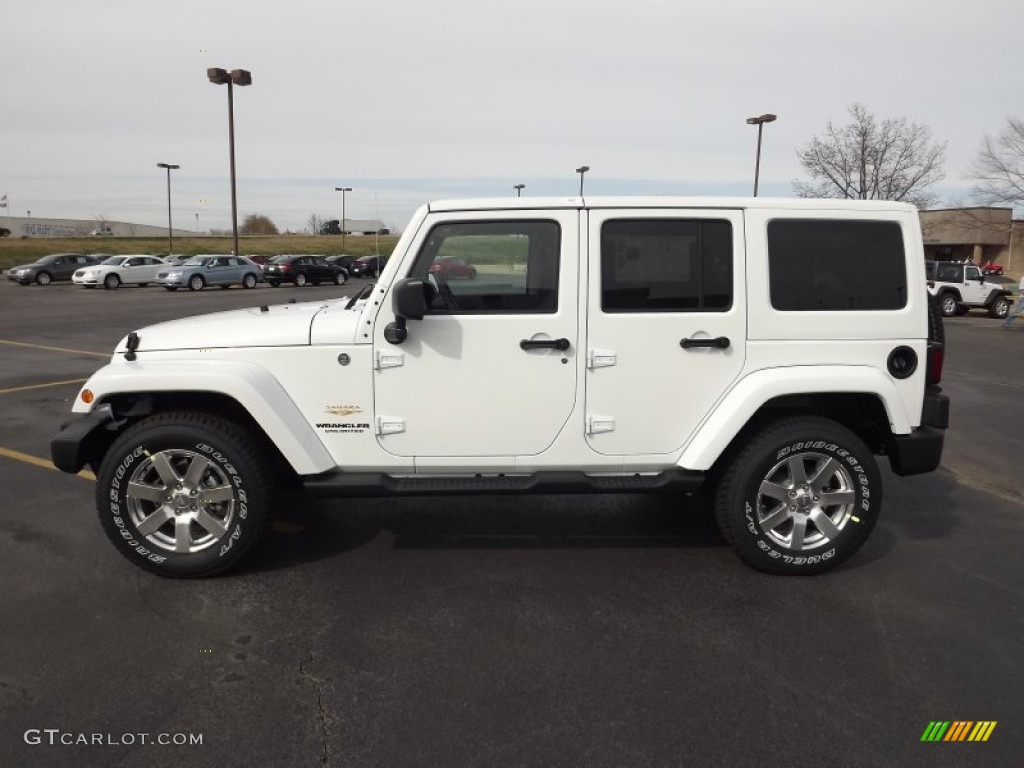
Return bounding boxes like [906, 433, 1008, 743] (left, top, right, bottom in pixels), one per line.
[344, 283, 375, 310]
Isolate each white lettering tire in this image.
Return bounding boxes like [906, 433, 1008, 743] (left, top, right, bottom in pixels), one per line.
[95, 411, 274, 578]
[714, 417, 881, 575]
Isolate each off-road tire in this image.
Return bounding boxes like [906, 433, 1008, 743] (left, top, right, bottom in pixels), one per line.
[989, 295, 1011, 319]
[938, 291, 959, 317]
[715, 417, 881, 575]
[95, 411, 276, 578]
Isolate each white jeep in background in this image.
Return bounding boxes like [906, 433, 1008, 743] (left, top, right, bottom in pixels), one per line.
[52, 197, 949, 578]
[926, 260, 1013, 318]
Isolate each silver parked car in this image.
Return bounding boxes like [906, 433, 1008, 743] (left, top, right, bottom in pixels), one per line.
[154, 255, 263, 291]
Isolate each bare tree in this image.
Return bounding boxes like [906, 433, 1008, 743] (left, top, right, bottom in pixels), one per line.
[240, 213, 279, 235]
[794, 104, 946, 208]
[307, 213, 326, 235]
[971, 116, 1024, 208]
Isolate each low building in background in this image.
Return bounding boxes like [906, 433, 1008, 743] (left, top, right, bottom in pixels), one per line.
[920, 207, 1021, 275]
[0, 217, 193, 238]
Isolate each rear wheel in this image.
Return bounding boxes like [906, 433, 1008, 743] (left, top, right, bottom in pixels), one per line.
[36, 271, 52, 286]
[188, 275, 205, 292]
[104, 273, 121, 290]
[715, 417, 881, 575]
[95, 411, 275, 578]
[242, 273, 258, 289]
[938, 292, 959, 317]
[989, 295, 1011, 318]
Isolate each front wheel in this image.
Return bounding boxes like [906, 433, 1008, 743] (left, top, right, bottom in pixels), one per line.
[334, 270, 347, 285]
[36, 271, 52, 286]
[104, 273, 121, 290]
[95, 411, 275, 578]
[295, 273, 307, 287]
[188, 275, 205, 292]
[714, 417, 881, 575]
[989, 296, 1011, 318]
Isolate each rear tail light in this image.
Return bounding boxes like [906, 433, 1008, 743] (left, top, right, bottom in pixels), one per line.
[926, 342, 944, 384]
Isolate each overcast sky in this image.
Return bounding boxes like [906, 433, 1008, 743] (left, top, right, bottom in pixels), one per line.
[2, 0, 1021, 233]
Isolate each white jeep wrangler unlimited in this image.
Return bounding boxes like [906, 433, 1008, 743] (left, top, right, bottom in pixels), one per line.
[52, 197, 949, 578]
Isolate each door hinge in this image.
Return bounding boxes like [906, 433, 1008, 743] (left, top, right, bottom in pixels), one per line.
[374, 350, 405, 370]
[586, 414, 616, 434]
[375, 416, 406, 435]
[587, 349, 617, 369]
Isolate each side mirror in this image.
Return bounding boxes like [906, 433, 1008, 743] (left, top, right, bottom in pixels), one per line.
[384, 278, 429, 345]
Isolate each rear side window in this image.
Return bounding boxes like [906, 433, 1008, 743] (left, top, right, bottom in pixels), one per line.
[601, 219, 733, 312]
[767, 219, 907, 311]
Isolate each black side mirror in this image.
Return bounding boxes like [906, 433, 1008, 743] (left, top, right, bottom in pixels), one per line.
[385, 278, 429, 344]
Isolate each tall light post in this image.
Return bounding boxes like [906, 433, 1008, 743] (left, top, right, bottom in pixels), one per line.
[746, 113, 777, 197]
[513, 183, 525, 197]
[576, 165, 590, 196]
[334, 186, 352, 253]
[207, 67, 252, 257]
[156, 163, 179, 255]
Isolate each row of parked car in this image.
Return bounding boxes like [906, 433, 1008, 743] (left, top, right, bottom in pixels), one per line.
[5, 252, 390, 290]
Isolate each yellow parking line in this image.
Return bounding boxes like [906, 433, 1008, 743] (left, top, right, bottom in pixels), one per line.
[0, 339, 110, 359]
[0, 446, 95, 481]
[0, 378, 88, 395]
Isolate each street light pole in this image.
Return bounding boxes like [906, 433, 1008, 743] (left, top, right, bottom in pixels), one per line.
[746, 113, 777, 197]
[335, 186, 352, 254]
[208, 67, 252, 257]
[576, 166, 590, 197]
[513, 183, 525, 197]
[156, 162, 179, 256]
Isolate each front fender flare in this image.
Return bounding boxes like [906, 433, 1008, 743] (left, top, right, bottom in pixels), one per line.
[677, 366, 913, 471]
[71, 359, 334, 476]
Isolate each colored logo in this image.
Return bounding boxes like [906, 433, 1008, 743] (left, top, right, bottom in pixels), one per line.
[325, 405, 362, 417]
[921, 721, 997, 742]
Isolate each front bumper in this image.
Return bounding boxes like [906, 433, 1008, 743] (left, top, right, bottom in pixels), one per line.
[51, 406, 115, 474]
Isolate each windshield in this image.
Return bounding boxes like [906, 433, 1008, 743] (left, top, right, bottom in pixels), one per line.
[102, 256, 127, 265]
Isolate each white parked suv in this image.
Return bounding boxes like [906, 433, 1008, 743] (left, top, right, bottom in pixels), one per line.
[925, 260, 1013, 318]
[52, 197, 949, 578]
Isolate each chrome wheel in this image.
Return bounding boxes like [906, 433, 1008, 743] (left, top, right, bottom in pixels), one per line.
[940, 294, 958, 316]
[125, 449, 236, 554]
[756, 451, 856, 551]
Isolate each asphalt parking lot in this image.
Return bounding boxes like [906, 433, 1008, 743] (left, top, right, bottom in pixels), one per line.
[0, 280, 1021, 767]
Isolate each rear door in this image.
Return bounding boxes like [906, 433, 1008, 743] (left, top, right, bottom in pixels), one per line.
[584, 209, 746, 455]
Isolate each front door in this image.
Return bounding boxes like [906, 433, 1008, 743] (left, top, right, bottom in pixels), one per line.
[584, 209, 746, 455]
[372, 211, 579, 458]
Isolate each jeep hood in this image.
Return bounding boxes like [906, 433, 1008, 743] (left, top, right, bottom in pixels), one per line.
[114, 298, 359, 353]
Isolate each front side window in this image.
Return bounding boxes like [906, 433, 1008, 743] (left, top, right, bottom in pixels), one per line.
[411, 220, 561, 313]
[601, 219, 733, 312]
[768, 219, 907, 311]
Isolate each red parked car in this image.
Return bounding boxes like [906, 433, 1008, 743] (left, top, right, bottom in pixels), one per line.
[428, 256, 477, 279]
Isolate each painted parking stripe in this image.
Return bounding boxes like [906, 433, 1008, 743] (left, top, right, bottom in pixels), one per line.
[0, 339, 110, 358]
[0, 446, 303, 533]
[0, 378, 88, 395]
[0, 446, 95, 481]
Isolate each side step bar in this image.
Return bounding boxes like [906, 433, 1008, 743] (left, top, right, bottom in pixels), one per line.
[302, 469, 705, 498]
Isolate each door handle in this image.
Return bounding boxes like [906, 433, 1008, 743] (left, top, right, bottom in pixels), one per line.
[520, 338, 571, 351]
[680, 336, 730, 350]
